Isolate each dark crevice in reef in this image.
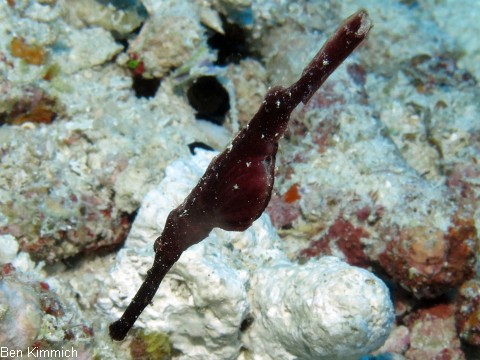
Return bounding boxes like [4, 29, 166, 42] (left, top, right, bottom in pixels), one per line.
[207, 15, 252, 66]
[132, 76, 161, 98]
[187, 76, 230, 125]
[188, 141, 215, 155]
[240, 315, 255, 332]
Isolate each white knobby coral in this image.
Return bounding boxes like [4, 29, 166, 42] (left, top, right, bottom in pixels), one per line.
[98, 149, 393, 359]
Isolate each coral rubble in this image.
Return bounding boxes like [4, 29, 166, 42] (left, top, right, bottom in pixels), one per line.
[0, 0, 479, 358]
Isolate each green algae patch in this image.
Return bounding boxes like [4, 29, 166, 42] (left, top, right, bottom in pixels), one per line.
[130, 329, 172, 360]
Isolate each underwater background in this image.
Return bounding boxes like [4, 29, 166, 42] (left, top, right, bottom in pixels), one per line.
[0, 0, 479, 359]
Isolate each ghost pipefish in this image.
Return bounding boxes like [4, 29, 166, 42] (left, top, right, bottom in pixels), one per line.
[109, 9, 372, 341]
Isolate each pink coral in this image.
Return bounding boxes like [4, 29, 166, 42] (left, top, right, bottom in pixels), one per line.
[404, 304, 465, 359]
[299, 216, 371, 267]
[379, 216, 477, 298]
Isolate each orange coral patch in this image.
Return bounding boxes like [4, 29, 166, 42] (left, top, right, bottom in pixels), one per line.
[9, 103, 56, 125]
[283, 183, 301, 203]
[10, 37, 46, 66]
